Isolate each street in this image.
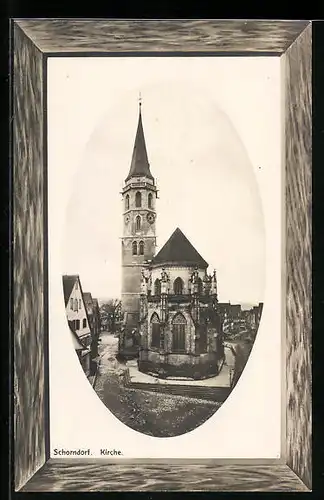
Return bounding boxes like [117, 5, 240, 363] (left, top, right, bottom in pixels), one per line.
[94, 331, 222, 437]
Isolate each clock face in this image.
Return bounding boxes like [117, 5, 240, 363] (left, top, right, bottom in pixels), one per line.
[147, 212, 155, 224]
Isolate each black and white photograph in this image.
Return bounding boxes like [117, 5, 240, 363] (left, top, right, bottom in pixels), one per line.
[49, 54, 282, 451]
[12, 19, 312, 493]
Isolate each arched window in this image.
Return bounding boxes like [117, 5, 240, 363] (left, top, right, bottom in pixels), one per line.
[136, 215, 141, 231]
[174, 277, 184, 295]
[83, 318, 87, 328]
[139, 241, 144, 255]
[125, 194, 130, 210]
[198, 277, 203, 294]
[150, 313, 161, 348]
[135, 191, 142, 208]
[148, 193, 153, 209]
[74, 298, 78, 311]
[172, 313, 186, 352]
[154, 278, 161, 296]
[132, 241, 137, 255]
[70, 298, 73, 310]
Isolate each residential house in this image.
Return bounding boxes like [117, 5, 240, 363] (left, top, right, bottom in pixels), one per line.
[245, 302, 264, 331]
[92, 298, 101, 337]
[69, 323, 91, 377]
[83, 292, 95, 332]
[62, 275, 92, 376]
[83, 292, 101, 361]
[230, 304, 242, 320]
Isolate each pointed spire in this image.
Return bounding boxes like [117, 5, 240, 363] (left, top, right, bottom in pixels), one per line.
[125, 96, 154, 182]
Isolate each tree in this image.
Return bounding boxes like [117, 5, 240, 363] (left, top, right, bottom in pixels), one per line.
[99, 299, 122, 333]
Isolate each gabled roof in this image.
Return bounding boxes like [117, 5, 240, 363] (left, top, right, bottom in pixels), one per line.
[151, 227, 208, 269]
[62, 275, 79, 306]
[125, 104, 154, 182]
[83, 292, 94, 315]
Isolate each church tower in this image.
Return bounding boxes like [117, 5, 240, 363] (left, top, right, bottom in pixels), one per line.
[121, 99, 157, 331]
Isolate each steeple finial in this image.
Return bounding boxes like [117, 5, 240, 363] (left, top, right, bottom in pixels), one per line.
[125, 92, 153, 183]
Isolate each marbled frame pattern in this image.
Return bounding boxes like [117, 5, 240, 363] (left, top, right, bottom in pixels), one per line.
[11, 19, 312, 492]
[12, 23, 47, 492]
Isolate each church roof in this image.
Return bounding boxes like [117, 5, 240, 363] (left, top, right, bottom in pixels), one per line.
[125, 103, 154, 182]
[151, 227, 208, 268]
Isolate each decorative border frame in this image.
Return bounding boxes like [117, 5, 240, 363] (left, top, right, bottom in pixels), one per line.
[11, 19, 312, 492]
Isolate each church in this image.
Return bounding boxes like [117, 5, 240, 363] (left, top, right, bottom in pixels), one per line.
[120, 99, 224, 379]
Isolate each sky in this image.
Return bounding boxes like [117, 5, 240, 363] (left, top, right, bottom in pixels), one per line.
[48, 56, 281, 304]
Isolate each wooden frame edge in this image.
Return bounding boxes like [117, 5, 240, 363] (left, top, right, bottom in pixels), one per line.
[11, 19, 312, 492]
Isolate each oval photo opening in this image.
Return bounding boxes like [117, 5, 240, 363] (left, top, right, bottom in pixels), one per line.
[62, 85, 265, 438]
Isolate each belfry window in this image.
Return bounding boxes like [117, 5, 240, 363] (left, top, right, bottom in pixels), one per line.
[125, 194, 130, 210]
[139, 241, 144, 255]
[148, 193, 153, 209]
[174, 277, 184, 295]
[154, 278, 161, 296]
[136, 215, 141, 231]
[172, 313, 186, 352]
[135, 191, 142, 208]
[132, 241, 137, 255]
[150, 313, 161, 348]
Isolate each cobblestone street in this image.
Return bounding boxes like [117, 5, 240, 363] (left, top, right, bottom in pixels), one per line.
[94, 332, 222, 437]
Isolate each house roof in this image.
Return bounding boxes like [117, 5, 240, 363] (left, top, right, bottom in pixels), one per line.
[62, 274, 92, 329]
[62, 275, 79, 306]
[151, 227, 208, 269]
[125, 103, 154, 182]
[83, 292, 94, 315]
